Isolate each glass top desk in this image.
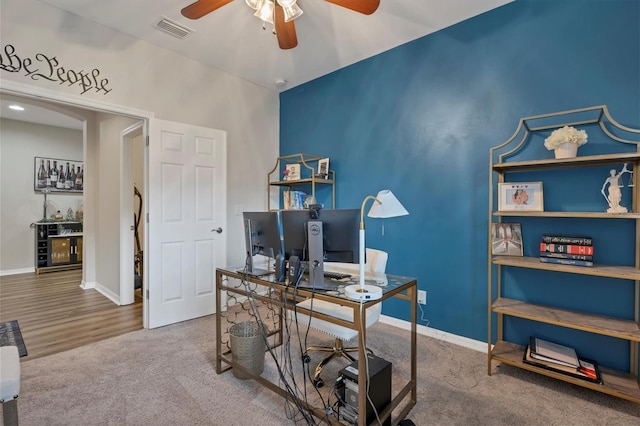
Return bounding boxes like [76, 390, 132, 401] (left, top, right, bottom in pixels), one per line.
[215, 266, 417, 425]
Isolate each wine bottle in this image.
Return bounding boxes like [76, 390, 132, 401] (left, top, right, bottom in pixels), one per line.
[65, 162, 72, 190]
[37, 159, 47, 188]
[45, 160, 52, 187]
[57, 165, 65, 189]
[75, 166, 83, 190]
[68, 163, 76, 190]
[51, 161, 58, 188]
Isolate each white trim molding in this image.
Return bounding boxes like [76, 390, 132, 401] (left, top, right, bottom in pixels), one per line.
[379, 314, 487, 353]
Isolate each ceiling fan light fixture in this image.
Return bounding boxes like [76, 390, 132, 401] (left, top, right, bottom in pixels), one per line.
[254, 0, 275, 24]
[282, 3, 303, 22]
[276, 0, 297, 6]
[245, 0, 263, 10]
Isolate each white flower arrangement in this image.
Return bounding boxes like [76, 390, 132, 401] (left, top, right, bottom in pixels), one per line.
[543, 126, 588, 150]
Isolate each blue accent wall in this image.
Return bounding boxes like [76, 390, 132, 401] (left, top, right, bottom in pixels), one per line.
[279, 0, 640, 366]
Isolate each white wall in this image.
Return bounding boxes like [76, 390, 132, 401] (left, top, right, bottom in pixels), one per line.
[1, 0, 279, 272]
[91, 113, 140, 298]
[0, 118, 83, 274]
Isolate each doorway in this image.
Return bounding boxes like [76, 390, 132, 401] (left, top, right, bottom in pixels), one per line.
[0, 87, 149, 333]
[120, 122, 146, 309]
[2, 81, 228, 331]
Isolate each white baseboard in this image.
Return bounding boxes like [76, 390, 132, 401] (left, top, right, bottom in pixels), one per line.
[379, 314, 487, 353]
[0, 267, 36, 276]
[81, 280, 121, 305]
[94, 282, 121, 305]
[80, 280, 95, 290]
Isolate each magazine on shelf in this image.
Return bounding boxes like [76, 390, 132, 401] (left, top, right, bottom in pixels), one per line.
[529, 337, 579, 367]
[523, 345, 602, 384]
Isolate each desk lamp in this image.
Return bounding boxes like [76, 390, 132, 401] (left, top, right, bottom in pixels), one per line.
[345, 190, 408, 301]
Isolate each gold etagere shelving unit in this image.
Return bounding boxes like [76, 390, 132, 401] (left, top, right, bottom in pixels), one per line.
[267, 153, 335, 211]
[487, 105, 640, 403]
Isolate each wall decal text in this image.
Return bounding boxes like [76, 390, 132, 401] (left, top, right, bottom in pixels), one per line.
[1, 44, 112, 95]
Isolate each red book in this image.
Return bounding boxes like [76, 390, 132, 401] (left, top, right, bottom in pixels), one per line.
[540, 242, 594, 255]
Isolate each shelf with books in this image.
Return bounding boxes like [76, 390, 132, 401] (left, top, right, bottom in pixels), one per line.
[267, 154, 335, 211]
[491, 340, 640, 403]
[488, 105, 640, 403]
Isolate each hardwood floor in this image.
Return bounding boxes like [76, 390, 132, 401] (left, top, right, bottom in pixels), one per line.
[0, 269, 142, 360]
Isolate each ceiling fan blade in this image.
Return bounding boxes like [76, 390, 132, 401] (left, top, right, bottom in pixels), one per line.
[275, 5, 298, 50]
[324, 0, 380, 15]
[181, 0, 233, 19]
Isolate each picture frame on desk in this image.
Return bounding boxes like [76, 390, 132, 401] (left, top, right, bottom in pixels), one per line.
[498, 182, 543, 212]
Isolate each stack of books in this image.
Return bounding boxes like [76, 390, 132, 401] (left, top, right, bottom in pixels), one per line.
[523, 337, 602, 383]
[539, 234, 593, 267]
[283, 190, 307, 210]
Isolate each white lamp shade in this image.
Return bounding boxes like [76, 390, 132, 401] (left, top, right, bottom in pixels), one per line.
[276, 0, 297, 6]
[254, 0, 275, 24]
[282, 3, 303, 22]
[367, 190, 409, 219]
[246, 0, 263, 10]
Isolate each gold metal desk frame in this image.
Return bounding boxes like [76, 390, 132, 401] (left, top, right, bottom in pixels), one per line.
[215, 267, 418, 425]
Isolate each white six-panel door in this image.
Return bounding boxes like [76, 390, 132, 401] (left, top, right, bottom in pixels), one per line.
[148, 119, 226, 329]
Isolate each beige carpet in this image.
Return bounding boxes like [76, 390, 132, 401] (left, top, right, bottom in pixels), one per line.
[5, 315, 640, 425]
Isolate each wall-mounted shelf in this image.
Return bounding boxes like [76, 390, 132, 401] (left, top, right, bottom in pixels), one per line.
[267, 153, 335, 211]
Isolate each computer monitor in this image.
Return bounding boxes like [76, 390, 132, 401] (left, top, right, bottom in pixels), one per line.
[281, 208, 360, 287]
[240, 211, 283, 277]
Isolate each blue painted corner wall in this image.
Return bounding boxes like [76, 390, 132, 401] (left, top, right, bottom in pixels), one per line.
[279, 0, 640, 365]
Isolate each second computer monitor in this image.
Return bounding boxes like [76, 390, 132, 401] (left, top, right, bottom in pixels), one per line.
[281, 208, 360, 263]
[241, 211, 283, 276]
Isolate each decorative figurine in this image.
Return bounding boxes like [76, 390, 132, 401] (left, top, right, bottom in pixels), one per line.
[601, 163, 633, 213]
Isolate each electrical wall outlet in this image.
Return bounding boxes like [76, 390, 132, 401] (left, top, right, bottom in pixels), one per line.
[417, 290, 427, 305]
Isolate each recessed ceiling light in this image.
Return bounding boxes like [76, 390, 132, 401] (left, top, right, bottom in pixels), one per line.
[9, 105, 25, 111]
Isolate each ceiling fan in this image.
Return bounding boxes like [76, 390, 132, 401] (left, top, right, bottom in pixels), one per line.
[180, 0, 380, 50]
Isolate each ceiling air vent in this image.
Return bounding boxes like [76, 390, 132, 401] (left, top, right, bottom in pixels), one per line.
[155, 16, 195, 39]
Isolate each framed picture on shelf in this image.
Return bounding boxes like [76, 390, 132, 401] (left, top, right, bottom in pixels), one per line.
[498, 182, 543, 211]
[284, 163, 301, 181]
[34, 156, 83, 193]
[491, 223, 523, 256]
[317, 157, 329, 178]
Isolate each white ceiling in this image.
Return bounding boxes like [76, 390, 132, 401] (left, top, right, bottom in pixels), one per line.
[1, 0, 512, 128]
[36, 0, 512, 91]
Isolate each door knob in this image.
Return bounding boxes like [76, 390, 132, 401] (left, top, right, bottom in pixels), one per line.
[212, 227, 223, 234]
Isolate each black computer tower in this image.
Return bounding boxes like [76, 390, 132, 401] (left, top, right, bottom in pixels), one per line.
[336, 354, 392, 426]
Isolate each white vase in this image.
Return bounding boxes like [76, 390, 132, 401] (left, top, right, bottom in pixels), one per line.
[554, 142, 579, 159]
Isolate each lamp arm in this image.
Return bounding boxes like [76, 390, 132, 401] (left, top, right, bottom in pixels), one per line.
[360, 195, 380, 229]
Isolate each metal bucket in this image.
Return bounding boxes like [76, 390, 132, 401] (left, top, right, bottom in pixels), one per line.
[229, 321, 266, 379]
